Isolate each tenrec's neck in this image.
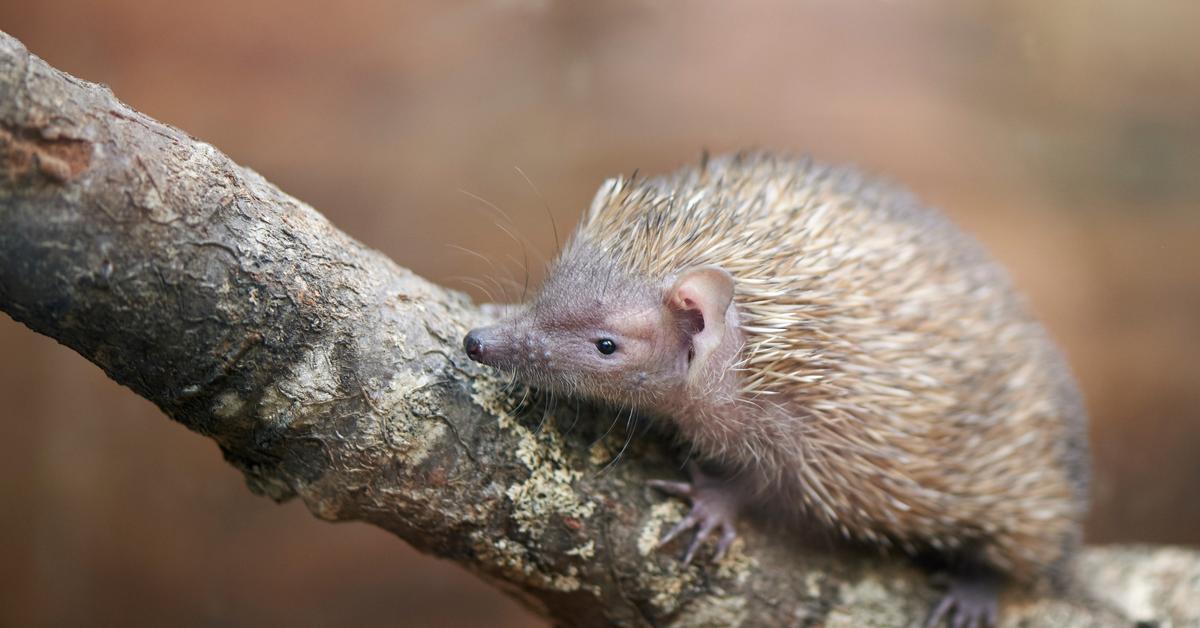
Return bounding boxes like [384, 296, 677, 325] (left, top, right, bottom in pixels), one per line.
[649, 311, 795, 474]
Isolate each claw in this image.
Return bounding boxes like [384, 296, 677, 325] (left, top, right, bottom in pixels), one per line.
[658, 512, 699, 547]
[924, 566, 1001, 628]
[648, 464, 745, 565]
[713, 524, 737, 562]
[683, 515, 720, 564]
[926, 594, 955, 628]
[646, 479, 693, 498]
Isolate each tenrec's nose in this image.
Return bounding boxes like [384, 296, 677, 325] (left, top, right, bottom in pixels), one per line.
[463, 331, 485, 362]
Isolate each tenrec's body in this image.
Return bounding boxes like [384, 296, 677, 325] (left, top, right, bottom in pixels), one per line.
[464, 152, 1090, 626]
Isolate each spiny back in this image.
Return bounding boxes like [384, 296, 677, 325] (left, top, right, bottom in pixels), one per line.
[570, 152, 1021, 399]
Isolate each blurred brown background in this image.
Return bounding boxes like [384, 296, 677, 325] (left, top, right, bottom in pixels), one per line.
[1, 1, 1197, 626]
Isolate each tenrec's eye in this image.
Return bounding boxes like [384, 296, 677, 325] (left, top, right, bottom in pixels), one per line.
[595, 338, 617, 355]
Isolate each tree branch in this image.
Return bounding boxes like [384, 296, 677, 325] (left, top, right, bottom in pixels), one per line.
[0, 30, 1195, 626]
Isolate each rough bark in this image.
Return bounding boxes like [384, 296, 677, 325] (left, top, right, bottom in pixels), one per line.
[0, 30, 1196, 627]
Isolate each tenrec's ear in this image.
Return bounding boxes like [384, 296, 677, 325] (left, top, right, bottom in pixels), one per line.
[668, 265, 735, 367]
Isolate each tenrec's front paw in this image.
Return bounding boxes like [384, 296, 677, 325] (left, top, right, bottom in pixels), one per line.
[648, 462, 742, 564]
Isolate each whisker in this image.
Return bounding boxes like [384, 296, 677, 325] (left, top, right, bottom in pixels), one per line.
[514, 165, 561, 257]
[515, 384, 532, 415]
[493, 221, 533, 303]
[454, 189, 530, 304]
[563, 398, 583, 436]
[600, 404, 639, 474]
[452, 276, 497, 303]
[446, 243, 499, 272]
[459, 188, 516, 226]
[590, 404, 625, 450]
[536, 390, 558, 434]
